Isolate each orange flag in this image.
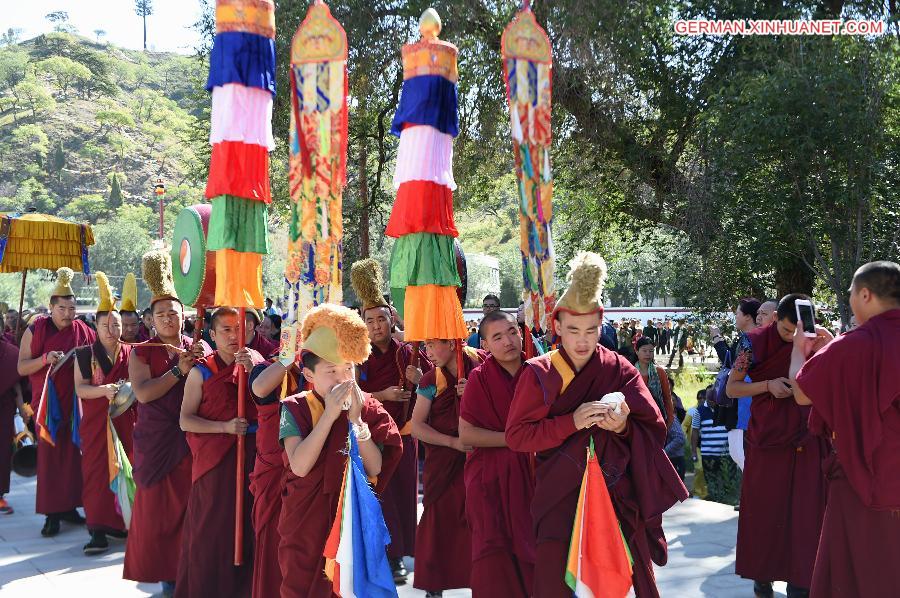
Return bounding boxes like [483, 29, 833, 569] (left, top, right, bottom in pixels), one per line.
[566, 438, 634, 597]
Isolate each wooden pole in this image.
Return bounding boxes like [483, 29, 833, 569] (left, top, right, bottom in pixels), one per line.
[234, 306, 246, 566]
[193, 306, 205, 345]
[401, 341, 421, 423]
[455, 340, 464, 389]
[15, 270, 27, 341]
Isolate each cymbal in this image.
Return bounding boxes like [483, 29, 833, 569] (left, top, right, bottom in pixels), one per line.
[109, 381, 137, 418]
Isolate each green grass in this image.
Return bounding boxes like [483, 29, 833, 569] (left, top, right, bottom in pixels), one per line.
[671, 369, 716, 409]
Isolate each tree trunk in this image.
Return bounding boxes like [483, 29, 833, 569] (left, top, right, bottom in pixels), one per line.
[143, 16, 147, 51]
[774, 255, 815, 299]
[358, 132, 370, 258]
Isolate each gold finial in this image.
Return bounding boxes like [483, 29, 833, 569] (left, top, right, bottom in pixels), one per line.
[419, 8, 442, 40]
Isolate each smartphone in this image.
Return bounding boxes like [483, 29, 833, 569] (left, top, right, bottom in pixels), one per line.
[794, 299, 817, 338]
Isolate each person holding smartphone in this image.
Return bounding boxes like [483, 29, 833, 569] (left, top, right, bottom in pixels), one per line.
[725, 294, 829, 598]
[790, 261, 900, 598]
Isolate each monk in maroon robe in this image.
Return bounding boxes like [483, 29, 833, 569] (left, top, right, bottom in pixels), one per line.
[0, 334, 25, 514]
[125, 297, 210, 590]
[507, 338, 687, 597]
[279, 351, 402, 598]
[120, 310, 142, 344]
[411, 341, 486, 594]
[459, 311, 535, 597]
[726, 294, 828, 597]
[177, 308, 264, 598]
[74, 310, 137, 554]
[17, 293, 96, 536]
[245, 358, 303, 598]
[791, 262, 900, 598]
[358, 304, 432, 582]
[247, 310, 279, 358]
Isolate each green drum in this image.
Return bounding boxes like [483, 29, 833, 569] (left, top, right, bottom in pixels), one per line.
[171, 204, 216, 307]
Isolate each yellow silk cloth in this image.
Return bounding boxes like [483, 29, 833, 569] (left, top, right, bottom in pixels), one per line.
[0, 212, 94, 273]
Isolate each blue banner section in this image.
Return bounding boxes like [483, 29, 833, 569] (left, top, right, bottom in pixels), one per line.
[206, 32, 276, 95]
[390, 75, 459, 137]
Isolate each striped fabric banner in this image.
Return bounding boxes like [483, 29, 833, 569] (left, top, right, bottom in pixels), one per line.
[386, 10, 467, 341]
[204, 0, 275, 308]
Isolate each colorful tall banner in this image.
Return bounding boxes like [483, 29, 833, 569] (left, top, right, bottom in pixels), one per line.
[205, 0, 275, 307]
[285, 1, 348, 323]
[501, 5, 556, 332]
[386, 9, 467, 342]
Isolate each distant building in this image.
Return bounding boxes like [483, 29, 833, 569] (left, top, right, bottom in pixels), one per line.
[464, 253, 500, 308]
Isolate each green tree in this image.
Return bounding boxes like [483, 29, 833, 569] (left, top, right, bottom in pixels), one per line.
[11, 76, 56, 120]
[45, 11, 75, 34]
[0, 47, 28, 92]
[38, 56, 92, 98]
[78, 142, 107, 172]
[117, 204, 155, 232]
[59, 193, 109, 223]
[96, 105, 136, 134]
[14, 178, 56, 213]
[12, 124, 49, 166]
[107, 132, 135, 165]
[0, 28, 23, 47]
[109, 172, 123, 208]
[52, 140, 65, 173]
[94, 29, 106, 43]
[91, 219, 153, 276]
[134, 0, 153, 51]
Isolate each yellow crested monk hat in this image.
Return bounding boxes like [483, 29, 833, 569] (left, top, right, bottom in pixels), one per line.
[120, 272, 138, 312]
[300, 304, 372, 366]
[51, 267, 76, 298]
[141, 248, 179, 307]
[95, 272, 118, 312]
[350, 258, 389, 314]
[552, 251, 608, 323]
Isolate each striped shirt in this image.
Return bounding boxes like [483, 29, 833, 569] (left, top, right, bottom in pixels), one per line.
[691, 404, 729, 457]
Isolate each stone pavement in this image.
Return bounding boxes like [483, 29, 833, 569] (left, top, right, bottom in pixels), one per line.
[0, 472, 791, 597]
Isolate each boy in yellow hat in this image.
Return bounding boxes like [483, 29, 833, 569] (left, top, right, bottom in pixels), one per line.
[277, 304, 403, 597]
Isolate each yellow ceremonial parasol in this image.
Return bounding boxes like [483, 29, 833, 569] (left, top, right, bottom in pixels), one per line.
[0, 212, 95, 337]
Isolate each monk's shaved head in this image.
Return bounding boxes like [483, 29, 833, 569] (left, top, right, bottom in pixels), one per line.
[478, 310, 516, 340]
[852, 261, 900, 305]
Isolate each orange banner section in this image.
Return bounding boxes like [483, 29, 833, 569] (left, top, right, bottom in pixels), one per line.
[402, 285, 468, 342]
[214, 250, 264, 307]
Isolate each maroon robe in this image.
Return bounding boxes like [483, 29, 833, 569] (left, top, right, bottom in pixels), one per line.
[29, 316, 96, 514]
[124, 335, 211, 583]
[75, 341, 136, 533]
[278, 391, 402, 598]
[737, 323, 828, 588]
[459, 354, 535, 597]
[0, 337, 21, 496]
[796, 309, 900, 597]
[175, 352, 261, 598]
[506, 346, 688, 598]
[248, 331, 279, 359]
[358, 339, 432, 559]
[248, 363, 300, 598]
[413, 349, 485, 593]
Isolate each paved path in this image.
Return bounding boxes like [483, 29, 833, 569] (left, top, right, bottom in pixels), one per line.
[0, 473, 790, 597]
